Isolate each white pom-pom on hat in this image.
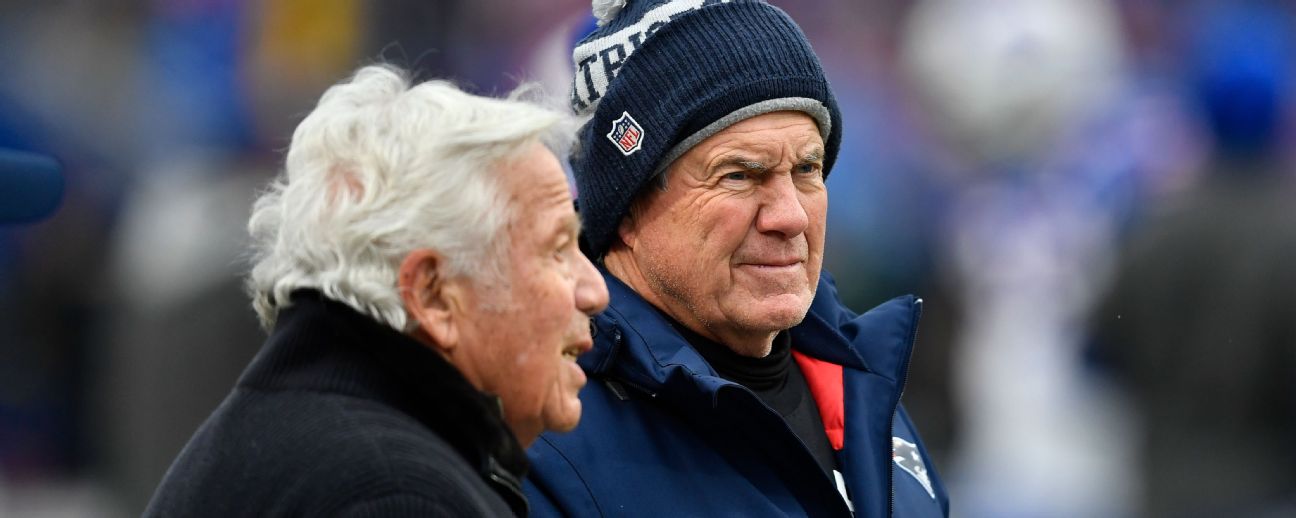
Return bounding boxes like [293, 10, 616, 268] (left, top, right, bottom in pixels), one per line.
[593, 0, 628, 27]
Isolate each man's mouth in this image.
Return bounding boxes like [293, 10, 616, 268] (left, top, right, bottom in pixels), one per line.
[738, 258, 804, 268]
[562, 340, 591, 361]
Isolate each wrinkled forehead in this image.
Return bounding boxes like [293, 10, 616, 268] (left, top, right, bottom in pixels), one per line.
[498, 143, 573, 213]
[652, 102, 830, 178]
[671, 111, 826, 171]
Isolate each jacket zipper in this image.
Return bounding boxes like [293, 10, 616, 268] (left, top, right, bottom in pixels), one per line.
[889, 297, 923, 516]
[485, 457, 528, 515]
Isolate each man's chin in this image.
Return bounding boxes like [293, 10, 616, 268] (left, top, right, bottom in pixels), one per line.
[544, 406, 582, 434]
[550, 421, 579, 434]
[744, 295, 812, 328]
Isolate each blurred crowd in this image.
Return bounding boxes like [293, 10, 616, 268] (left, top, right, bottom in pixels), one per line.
[1, 0, 1293, 516]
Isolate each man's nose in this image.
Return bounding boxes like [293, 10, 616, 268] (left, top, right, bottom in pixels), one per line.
[754, 174, 809, 237]
[574, 253, 610, 316]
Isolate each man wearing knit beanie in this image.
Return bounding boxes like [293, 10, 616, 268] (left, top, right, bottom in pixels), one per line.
[525, 1, 950, 516]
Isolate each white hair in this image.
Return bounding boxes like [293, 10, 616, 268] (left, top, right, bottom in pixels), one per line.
[247, 64, 574, 332]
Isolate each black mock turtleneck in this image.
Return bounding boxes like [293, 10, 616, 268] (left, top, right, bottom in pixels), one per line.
[674, 322, 838, 476]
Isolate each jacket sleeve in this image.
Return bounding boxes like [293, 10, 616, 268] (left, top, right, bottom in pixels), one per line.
[525, 435, 603, 517]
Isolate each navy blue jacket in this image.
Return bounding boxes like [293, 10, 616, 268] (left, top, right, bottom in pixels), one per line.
[525, 270, 950, 517]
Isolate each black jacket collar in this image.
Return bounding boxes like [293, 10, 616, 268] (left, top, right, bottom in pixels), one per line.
[238, 290, 529, 514]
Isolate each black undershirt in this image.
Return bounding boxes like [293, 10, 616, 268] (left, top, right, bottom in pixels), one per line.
[674, 323, 838, 476]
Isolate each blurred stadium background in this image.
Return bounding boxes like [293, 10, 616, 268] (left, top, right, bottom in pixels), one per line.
[1, 0, 1293, 516]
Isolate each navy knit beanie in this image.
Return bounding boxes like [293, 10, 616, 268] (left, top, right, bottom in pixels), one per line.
[570, 0, 842, 259]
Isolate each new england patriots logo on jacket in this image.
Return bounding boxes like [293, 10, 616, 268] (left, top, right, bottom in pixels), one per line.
[894, 436, 936, 499]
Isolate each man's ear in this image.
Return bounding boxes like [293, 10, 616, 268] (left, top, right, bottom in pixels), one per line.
[617, 203, 641, 250]
[398, 249, 463, 352]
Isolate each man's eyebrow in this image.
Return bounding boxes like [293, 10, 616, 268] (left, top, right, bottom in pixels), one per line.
[558, 212, 582, 238]
[714, 154, 768, 172]
[799, 147, 825, 163]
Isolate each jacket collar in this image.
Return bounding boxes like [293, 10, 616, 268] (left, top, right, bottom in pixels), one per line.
[580, 271, 711, 380]
[793, 271, 923, 386]
[581, 267, 921, 392]
[239, 290, 529, 515]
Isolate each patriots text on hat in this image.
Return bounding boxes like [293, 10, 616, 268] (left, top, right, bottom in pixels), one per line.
[572, 0, 735, 113]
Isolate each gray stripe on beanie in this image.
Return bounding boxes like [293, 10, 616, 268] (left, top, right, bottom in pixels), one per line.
[572, 0, 739, 114]
[652, 97, 832, 176]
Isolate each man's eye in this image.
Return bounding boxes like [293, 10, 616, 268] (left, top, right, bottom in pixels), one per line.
[796, 163, 821, 175]
[554, 237, 577, 262]
[723, 172, 750, 181]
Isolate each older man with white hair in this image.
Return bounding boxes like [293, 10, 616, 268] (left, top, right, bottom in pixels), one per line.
[144, 65, 608, 517]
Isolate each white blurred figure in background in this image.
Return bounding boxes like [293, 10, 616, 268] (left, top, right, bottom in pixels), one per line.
[900, 0, 1139, 516]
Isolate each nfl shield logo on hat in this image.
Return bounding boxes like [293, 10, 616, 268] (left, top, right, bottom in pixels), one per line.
[606, 112, 644, 156]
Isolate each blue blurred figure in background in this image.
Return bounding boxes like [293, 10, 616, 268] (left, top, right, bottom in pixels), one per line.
[0, 143, 67, 503]
[1092, 2, 1296, 516]
[0, 149, 62, 225]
